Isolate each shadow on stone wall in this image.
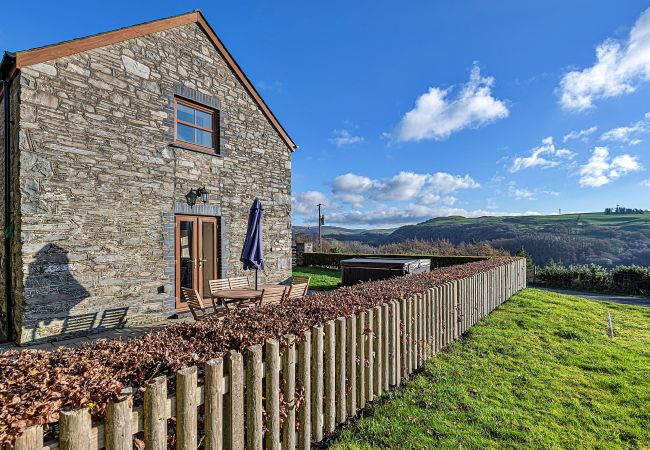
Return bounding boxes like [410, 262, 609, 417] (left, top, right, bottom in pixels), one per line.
[24, 244, 128, 342]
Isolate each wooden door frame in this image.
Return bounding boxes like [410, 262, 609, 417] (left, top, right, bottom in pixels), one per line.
[174, 214, 220, 310]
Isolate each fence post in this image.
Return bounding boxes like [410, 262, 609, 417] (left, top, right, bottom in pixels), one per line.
[422, 291, 429, 361]
[324, 320, 336, 434]
[431, 287, 438, 355]
[388, 301, 397, 386]
[382, 302, 390, 392]
[470, 274, 478, 327]
[418, 294, 425, 367]
[245, 345, 263, 450]
[225, 350, 244, 450]
[373, 305, 382, 397]
[453, 281, 460, 341]
[59, 408, 91, 450]
[365, 308, 374, 403]
[106, 389, 133, 450]
[12, 426, 43, 450]
[411, 296, 417, 372]
[346, 314, 357, 417]
[265, 341, 280, 450]
[335, 317, 347, 423]
[176, 366, 198, 450]
[406, 297, 413, 374]
[445, 283, 448, 346]
[204, 359, 224, 450]
[428, 288, 435, 358]
[311, 325, 324, 442]
[298, 330, 312, 450]
[144, 376, 167, 450]
[282, 335, 296, 450]
[357, 311, 366, 409]
[400, 298, 408, 380]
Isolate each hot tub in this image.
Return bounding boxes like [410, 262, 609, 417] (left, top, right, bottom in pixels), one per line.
[340, 257, 431, 286]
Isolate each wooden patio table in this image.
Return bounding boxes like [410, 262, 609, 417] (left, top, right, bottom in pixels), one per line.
[212, 288, 263, 309]
[247, 284, 289, 290]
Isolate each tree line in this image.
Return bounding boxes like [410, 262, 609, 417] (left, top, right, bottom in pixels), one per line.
[604, 206, 647, 214]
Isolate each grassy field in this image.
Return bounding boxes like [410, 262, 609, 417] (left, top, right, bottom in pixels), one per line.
[333, 289, 650, 449]
[292, 266, 340, 290]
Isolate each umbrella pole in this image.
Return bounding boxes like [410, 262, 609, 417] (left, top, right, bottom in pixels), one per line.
[255, 269, 259, 290]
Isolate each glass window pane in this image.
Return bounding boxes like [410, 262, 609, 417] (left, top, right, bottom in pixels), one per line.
[196, 129, 213, 148]
[202, 222, 215, 295]
[195, 110, 213, 129]
[177, 123, 195, 143]
[177, 103, 195, 124]
[179, 221, 194, 302]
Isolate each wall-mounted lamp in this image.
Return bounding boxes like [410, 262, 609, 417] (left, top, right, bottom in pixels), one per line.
[185, 186, 209, 207]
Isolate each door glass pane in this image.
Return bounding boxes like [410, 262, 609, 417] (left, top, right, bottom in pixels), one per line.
[177, 123, 194, 143]
[202, 222, 215, 296]
[179, 221, 194, 303]
[177, 103, 195, 123]
[196, 129, 213, 148]
[195, 110, 213, 129]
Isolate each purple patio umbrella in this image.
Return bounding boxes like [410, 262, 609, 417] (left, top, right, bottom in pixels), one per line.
[240, 198, 264, 289]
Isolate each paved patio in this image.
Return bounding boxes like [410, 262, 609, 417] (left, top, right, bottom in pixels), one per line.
[0, 315, 194, 353]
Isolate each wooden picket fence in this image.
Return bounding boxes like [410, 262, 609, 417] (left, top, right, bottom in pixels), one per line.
[10, 259, 526, 450]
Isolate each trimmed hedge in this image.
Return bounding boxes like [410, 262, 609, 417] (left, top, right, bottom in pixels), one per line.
[303, 252, 491, 269]
[531, 263, 650, 296]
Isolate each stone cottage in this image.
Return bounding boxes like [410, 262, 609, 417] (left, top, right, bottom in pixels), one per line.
[0, 11, 296, 344]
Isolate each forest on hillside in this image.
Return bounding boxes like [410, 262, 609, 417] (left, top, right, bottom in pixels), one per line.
[293, 213, 650, 267]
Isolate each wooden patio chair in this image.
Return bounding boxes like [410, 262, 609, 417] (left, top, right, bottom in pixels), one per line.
[292, 275, 311, 287]
[228, 276, 251, 289]
[260, 286, 288, 306]
[286, 283, 309, 302]
[209, 279, 231, 307]
[181, 287, 227, 321]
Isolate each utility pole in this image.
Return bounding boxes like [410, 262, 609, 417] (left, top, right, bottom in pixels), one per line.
[317, 203, 324, 251]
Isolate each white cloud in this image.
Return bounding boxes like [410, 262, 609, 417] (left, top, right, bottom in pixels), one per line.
[563, 126, 598, 142]
[331, 171, 480, 206]
[559, 8, 650, 110]
[510, 137, 576, 172]
[641, 179, 650, 187]
[394, 64, 509, 142]
[329, 129, 364, 147]
[600, 112, 650, 144]
[292, 191, 330, 216]
[256, 80, 284, 93]
[578, 147, 642, 187]
[326, 205, 542, 227]
[506, 183, 561, 200]
[508, 183, 536, 200]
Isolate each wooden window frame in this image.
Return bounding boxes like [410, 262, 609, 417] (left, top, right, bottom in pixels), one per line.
[174, 97, 219, 153]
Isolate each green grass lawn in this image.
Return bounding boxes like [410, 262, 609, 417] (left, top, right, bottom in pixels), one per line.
[333, 289, 650, 449]
[293, 266, 340, 290]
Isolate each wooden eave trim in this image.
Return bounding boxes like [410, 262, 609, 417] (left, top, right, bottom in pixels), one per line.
[14, 12, 198, 68]
[9, 10, 297, 150]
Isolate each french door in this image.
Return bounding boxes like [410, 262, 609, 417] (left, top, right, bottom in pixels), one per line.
[175, 215, 219, 309]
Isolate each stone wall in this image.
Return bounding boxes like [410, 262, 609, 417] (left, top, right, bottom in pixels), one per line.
[13, 23, 292, 343]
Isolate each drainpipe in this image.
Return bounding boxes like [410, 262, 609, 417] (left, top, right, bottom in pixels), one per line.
[2, 78, 14, 342]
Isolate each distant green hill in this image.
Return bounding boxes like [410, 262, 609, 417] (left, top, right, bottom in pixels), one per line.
[293, 213, 650, 267]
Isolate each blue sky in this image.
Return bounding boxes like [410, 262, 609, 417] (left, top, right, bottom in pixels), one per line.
[3, 1, 650, 227]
